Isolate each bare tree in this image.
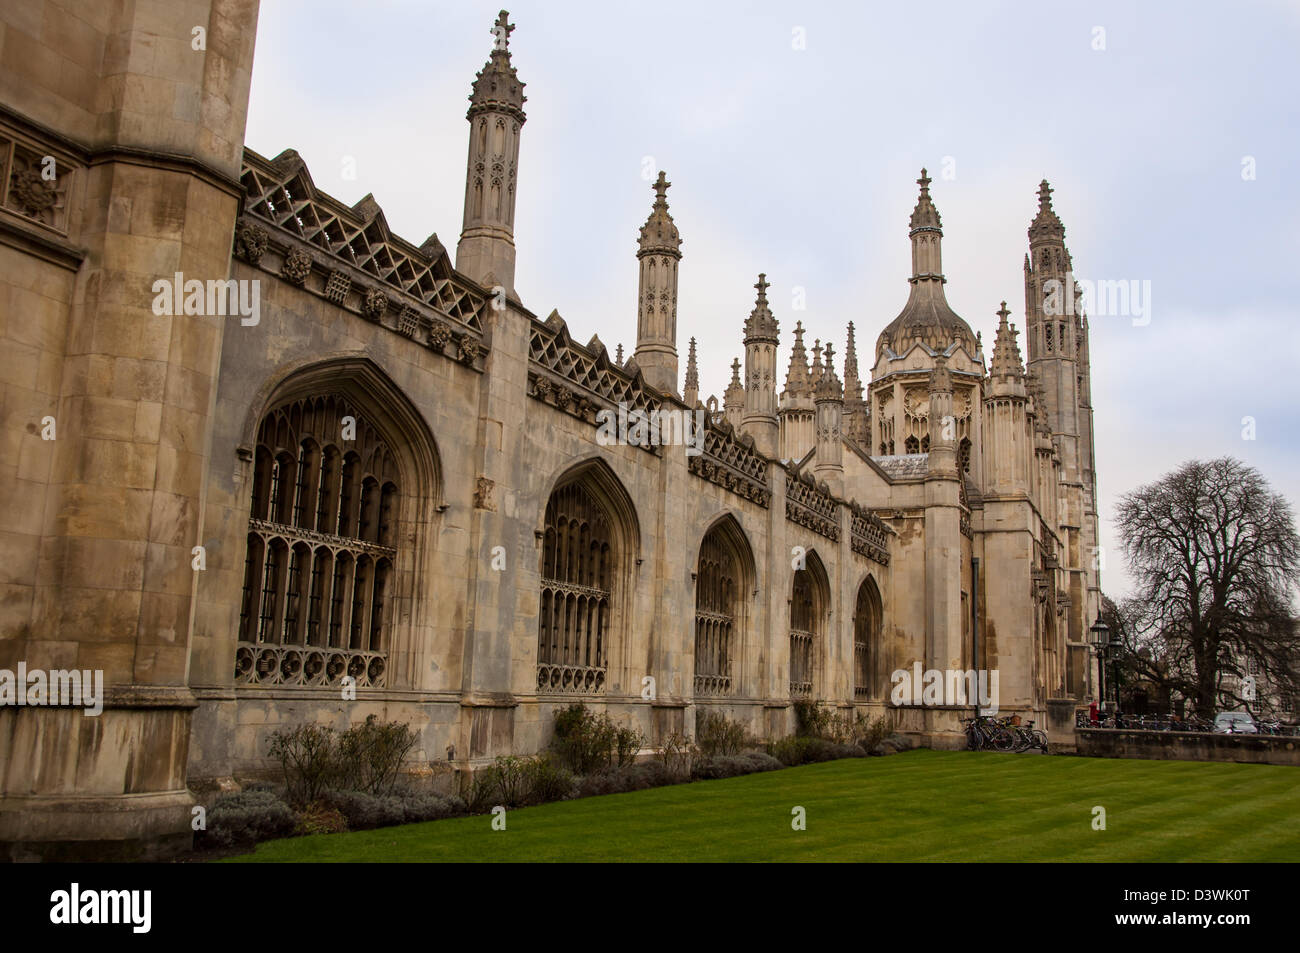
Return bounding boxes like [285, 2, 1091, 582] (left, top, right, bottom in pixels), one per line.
[1115, 457, 1300, 718]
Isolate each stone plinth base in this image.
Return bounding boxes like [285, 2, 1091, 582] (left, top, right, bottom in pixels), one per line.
[0, 686, 197, 862]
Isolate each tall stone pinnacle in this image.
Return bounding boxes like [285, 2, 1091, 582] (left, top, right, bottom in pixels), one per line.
[783, 319, 811, 397]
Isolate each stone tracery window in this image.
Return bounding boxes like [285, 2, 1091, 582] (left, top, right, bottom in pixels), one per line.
[853, 576, 882, 700]
[789, 569, 816, 698]
[537, 482, 612, 694]
[237, 394, 397, 688]
[694, 528, 738, 696]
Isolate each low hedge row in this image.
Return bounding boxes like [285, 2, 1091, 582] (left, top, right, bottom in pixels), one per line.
[198, 708, 893, 854]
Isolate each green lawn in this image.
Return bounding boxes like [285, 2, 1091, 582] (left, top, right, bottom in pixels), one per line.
[223, 749, 1300, 862]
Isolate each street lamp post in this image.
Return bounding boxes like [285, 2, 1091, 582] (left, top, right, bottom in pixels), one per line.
[1088, 619, 1111, 722]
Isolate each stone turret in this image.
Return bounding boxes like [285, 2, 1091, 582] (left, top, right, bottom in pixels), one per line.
[813, 343, 844, 494]
[874, 169, 978, 361]
[633, 170, 683, 394]
[741, 273, 779, 456]
[779, 320, 814, 459]
[982, 303, 1030, 497]
[456, 10, 527, 295]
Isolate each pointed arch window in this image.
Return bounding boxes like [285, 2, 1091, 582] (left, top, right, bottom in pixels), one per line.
[236, 395, 399, 689]
[854, 577, 883, 700]
[790, 569, 817, 698]
[537, 482, 613, 694]
[695, 528, 739, 696]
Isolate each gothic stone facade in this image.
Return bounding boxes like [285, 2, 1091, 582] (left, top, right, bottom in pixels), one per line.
[0, 5, 1101, 858]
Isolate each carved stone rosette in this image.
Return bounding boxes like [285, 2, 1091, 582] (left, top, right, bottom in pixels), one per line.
[234, 222, 268, 265]
[281, 248, 312, 285]
[362, 287, 388, 319]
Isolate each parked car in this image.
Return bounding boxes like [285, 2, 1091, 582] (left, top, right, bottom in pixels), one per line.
[1212, 711, 1258, 734]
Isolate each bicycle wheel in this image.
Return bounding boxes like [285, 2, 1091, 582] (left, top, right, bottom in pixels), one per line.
[991, 726, 1017, 751]
[1032, 729, 1049, 751]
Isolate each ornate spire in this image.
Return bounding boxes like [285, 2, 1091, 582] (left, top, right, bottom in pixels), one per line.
[724, 356, 745, 414]
[909, 167, 942, 234]
[637, 171, 682, 257]
[876, 168, 977, 359]
[457, 10, 526, 292]
[743, 272, 779, 343]
[1028, 178, 1064, 243]
[633, 169, 683, 393]
[816, 341, 842, 400]
[989, 301, 1025, 380]
[468, 10, 527, 123]
[615, 342, 623, 365]
[683, 336, 699, 404]
[843, 321, 863, 400]
[783, 319, 811, 397]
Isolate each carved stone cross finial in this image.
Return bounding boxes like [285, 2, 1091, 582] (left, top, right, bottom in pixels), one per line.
[917, 168, 931, 196]
[492, 10, 515, 52]
[754, 273, 769, 301]
[653, 170, 670, 200]
[1038, 179, 1053, 210]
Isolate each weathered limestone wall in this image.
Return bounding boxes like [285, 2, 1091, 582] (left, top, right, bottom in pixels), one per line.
[182, 221, 898, 784]
[0, 0, 260, 859]
[1076, 729, 1300, 767]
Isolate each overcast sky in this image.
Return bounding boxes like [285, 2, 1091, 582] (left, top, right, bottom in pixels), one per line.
[244, 0, 1300, 597]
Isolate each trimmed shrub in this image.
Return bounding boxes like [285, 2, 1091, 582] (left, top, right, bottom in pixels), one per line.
[768, 736, 814, 766]
[656, 731, 696, 781]
[524, 755, 577, 804]
[575, 761, 684, 797]
[293, 802, 349, 836]
[551, 704, 644, 774]
[324, 789, 462, 829]
[855, 716, 894, 753]
[691, 750, 784, 780]
[324, 790, 408, 830]
[267, 716, 422, 807]
[266, 724, 339, 808]
[739, 751, 784, 772]
[335, 714, 419, 796]
[625, 761, 671, 789]
[197, 789, 296, 849]
[614, 724, 647, 767]
[461, 769, 499, 814]
[695, 710, 749, 757]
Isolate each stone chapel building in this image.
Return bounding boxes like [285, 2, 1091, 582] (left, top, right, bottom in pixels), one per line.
[0, 6, 1101, 858]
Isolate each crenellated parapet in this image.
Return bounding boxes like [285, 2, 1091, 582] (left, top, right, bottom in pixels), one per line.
[527, 310, 664, 452]
[850, 503, 890, 565]
[236, 149, 488, 367]
[785, 469, 839, 541]
[687, 418, 771, 506]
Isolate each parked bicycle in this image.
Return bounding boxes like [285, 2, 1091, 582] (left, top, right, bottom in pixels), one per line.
[964, 715, 1047, 753]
